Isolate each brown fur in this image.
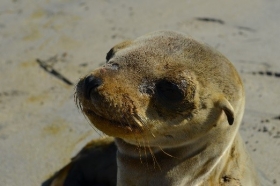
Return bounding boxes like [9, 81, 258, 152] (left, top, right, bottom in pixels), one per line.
[43, 31, 260, 186]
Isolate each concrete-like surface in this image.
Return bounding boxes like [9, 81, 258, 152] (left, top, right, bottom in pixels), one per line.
[0, 0, 279, 185]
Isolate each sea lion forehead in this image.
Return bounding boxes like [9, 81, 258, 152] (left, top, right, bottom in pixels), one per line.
[132, 30, 195, 55]
[110, 31, 195, 70]
[134, 30, 190, 46]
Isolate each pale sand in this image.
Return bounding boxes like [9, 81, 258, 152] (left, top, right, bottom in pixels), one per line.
[0, 1, 279, 185]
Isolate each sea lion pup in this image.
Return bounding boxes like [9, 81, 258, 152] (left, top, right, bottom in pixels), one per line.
[43, 31, 260, 186]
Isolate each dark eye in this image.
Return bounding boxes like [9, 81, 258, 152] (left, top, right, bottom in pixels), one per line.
[155, 80, 184, 103]
[106, 62, 119, 70]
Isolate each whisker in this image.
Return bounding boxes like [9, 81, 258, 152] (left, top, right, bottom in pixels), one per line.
[136, 139, 143, 164]
[158, 146, 178, 159]
[73, 92, 102, 137]
[123, 115, 133, 132]
[147, 142, 161, 171]
[125, 116, 145, 165]
[142, 139, 149, 169]
[134, 114, 156, 138]
[83, 113, 103, 137]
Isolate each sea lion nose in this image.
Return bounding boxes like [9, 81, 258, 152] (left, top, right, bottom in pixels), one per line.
[84, 75, 102, 99]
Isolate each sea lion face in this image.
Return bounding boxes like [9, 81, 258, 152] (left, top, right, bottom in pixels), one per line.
[75, 31, 243, 147]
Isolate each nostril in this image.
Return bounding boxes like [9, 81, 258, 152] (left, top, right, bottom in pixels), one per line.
[84, 75, 102, 99]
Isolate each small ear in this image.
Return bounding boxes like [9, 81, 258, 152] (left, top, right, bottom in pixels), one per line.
[217, 98, 235, 125]
[106, 40, 132, 61]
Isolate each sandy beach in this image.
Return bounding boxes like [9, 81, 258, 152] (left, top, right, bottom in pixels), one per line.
[0, 0, 279, 185]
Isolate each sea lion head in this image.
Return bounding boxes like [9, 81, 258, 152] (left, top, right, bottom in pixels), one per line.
[75, 31, 244, 147]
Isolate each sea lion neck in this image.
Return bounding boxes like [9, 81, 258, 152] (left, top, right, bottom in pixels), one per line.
[115, 131, 239, 186]
[114, 130, 229, 161]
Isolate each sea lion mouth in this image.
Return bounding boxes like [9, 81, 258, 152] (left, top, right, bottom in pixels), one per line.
[83, 107, 144, 132]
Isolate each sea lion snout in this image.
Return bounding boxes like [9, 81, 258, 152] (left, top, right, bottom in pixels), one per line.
[83, 75, 102, 100]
